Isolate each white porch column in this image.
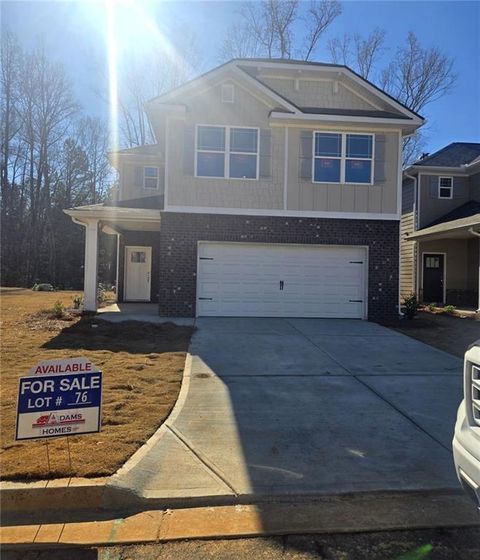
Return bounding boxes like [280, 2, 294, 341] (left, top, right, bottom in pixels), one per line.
[84, 220, 99, 312]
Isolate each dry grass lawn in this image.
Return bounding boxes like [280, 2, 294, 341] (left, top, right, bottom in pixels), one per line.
[0, 288, 193, 481]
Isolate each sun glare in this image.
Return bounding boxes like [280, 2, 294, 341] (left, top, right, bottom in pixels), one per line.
[105, 0, 119, 155]
[102, 0, 195, 153]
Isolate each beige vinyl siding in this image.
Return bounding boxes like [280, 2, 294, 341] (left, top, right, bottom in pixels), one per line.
[166, 81, 284, 209]
[287, 128, 399, 214]
[261, 77, 381, 111]
[119, 156, 164, 201]
[400, 212, 415, 298]
[164, 76, 400, 215]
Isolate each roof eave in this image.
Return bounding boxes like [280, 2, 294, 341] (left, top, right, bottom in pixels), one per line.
[270, 111, 422, 129]
[406, 164, 469, 175]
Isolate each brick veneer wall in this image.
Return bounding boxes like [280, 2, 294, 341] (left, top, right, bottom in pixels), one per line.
[118, 231, 160, 303]
[158, 212, 399, 321]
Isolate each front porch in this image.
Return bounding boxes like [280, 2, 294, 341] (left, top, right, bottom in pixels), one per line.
[408, 213, 480, 311]
[64, 203, 161, 312]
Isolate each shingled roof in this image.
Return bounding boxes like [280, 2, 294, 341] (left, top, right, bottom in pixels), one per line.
[425, 200, 480, 228]
[414, 142, 480, 167]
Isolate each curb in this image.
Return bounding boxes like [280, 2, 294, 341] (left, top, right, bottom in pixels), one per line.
[108, 353, 194, 482]
[0, 477, 106, 514]
[1, 491, 480, 549]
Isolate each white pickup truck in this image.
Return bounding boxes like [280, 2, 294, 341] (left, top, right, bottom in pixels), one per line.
[453, 341, 480, 510]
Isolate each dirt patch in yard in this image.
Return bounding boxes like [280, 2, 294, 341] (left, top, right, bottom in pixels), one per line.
[381, 311, 479, 358]
[0, 289, 193, 481]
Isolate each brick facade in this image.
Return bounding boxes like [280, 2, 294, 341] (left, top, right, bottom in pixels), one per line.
[118, 231, 160, 303]
[158, 212, 399, 321]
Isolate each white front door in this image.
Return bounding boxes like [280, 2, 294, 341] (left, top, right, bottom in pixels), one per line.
[125, 246, 152, 301]
[197, 242, 367, 318]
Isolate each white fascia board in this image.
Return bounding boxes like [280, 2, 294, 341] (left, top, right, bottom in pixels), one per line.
[270, 111, 422, 128]
[165, 205, 400, 221]
[64, 207, 161, 222]
[238, 60, 423, 122]
[408, 165, 468, 175]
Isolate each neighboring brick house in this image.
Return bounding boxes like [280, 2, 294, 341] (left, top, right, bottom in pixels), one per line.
[400, 143, 480, 310]
[66, 58, 423, 321]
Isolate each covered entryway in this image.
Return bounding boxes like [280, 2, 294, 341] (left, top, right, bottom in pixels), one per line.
[197, 242, 367, 318]
[64, 204, 161, 311]
[408, 212, 480, 310]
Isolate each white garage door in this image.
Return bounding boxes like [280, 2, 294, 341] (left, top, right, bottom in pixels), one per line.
[197, 242, 367, 318]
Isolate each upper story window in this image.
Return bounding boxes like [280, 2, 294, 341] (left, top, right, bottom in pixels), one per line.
[313, 132, 373, 185]
[143, 166, 159, 189]
[196, 125, 258, 180]
[438, 177, 453, 199]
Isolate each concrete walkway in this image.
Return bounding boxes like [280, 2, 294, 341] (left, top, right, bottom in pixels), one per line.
[107, 318, 465, 508]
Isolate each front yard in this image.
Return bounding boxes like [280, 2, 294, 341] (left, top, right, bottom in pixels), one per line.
[382, 310, 479, 358]
[0, 288, 193, 481]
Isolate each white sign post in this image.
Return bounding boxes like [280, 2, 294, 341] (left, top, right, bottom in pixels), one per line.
[16, 357, 102, 441]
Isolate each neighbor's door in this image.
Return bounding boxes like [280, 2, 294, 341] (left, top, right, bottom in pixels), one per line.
[423, 253, 444, 303]
[125, 246, 152, 301]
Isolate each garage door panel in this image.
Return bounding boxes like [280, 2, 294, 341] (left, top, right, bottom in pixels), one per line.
[197, 243, 367, 318]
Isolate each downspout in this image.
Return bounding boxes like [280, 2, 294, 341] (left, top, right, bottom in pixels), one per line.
[468, 227, 480, 312]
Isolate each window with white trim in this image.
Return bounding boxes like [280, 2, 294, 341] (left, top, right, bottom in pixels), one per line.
[313, 132, 374, 184]
[196, 125, 258, 179]
[438, 177, 453, 199]
[143, 166, 159, 189]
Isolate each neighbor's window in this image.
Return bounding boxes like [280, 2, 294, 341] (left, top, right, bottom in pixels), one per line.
[196, 125, 258, 179]
[438, 177, 453, 199]
[313, 132, 374, 184]
[144, 167, 159, 189]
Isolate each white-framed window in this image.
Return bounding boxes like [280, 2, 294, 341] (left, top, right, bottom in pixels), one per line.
[195, 125, 259, 180]
[143, 166, 159, 189]
[313, 132, 374, 185]
[438, 176, 453, 199]
[221, 84, 234, 103]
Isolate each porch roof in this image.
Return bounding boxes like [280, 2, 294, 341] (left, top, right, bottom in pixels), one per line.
[407, 213, 480, 241]
[64, 204, 161, 232]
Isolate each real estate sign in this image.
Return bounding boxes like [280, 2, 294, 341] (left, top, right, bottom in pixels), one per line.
[16, 357, 102, 440]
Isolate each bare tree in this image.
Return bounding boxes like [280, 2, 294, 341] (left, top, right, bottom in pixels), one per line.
[380, 32, 456, 113]
[327, 33, 351, 66]
[327, 28, 386, 80]
[301, 1, 343, 61]
[117, 31, 201, 147]
[353, 28, 386, 80]
[220, 0, 341, 61]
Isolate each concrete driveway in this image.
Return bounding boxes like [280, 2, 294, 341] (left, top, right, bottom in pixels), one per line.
[109, 318, 464, 507]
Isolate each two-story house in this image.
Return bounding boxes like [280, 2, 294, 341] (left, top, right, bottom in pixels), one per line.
[66, 58, 423, 321]
[401, 143, 480, 310]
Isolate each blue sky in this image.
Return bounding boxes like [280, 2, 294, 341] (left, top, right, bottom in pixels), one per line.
[3, 0, 479, 154]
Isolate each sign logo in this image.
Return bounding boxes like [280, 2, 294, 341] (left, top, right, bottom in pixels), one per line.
[16, 357, 102, 441]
